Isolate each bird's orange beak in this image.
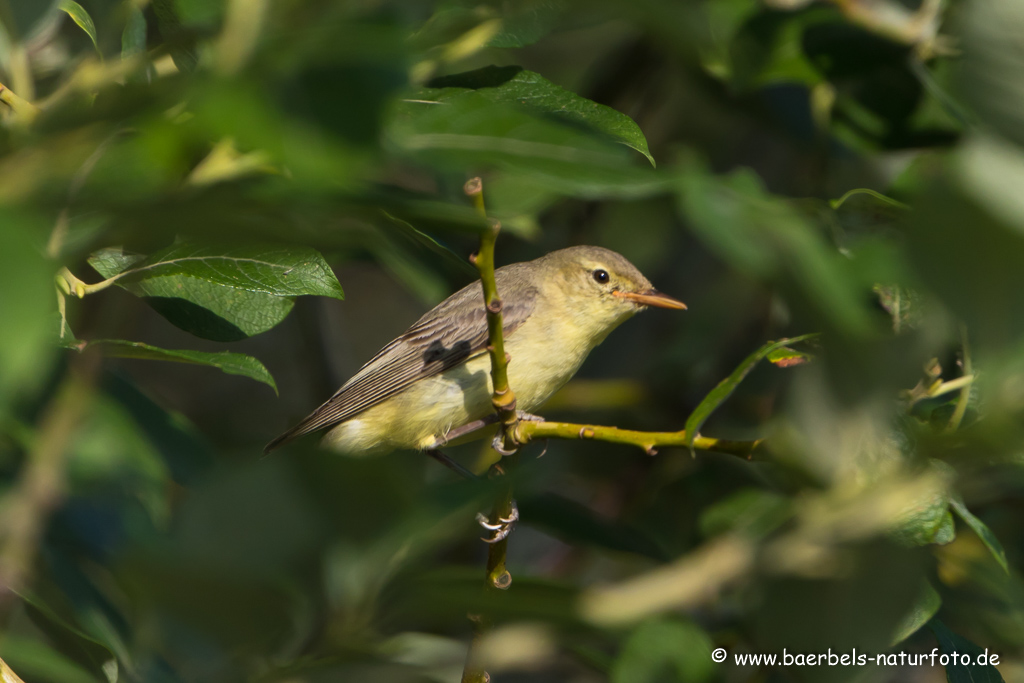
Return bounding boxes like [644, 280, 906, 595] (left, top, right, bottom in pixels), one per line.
[613, 288, 687, 310]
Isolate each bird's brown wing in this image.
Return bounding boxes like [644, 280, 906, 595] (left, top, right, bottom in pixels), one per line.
[264, 279, 537, 454]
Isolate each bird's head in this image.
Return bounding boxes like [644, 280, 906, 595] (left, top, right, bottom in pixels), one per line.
[541, 245, 686, 332]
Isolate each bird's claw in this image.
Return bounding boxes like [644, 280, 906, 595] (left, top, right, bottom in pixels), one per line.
[516, 411, 545, 422]
[476, 501, 519, 543]
[491, 430, 519, 456]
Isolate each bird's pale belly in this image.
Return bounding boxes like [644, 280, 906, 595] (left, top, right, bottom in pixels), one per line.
[321, 333, 590, 455]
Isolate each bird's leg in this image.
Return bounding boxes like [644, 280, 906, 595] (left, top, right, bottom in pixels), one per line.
[475, 500, 519, 543]
[425, 449, 479, 480]
[429, 415, 499, 449]
[490, 410, 546, 455]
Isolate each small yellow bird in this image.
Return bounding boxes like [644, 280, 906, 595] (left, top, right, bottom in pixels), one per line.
[264, 246, 685, 458]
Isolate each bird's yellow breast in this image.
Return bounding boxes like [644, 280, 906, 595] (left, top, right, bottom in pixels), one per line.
[321, 298, 632, 455]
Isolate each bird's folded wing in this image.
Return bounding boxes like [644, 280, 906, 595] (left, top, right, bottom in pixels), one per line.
[264, 281, 537, 453]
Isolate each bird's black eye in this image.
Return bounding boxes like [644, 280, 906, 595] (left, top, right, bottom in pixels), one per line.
[593, 269, 610, 284]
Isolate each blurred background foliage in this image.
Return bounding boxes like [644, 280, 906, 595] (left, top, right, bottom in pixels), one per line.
[0, 0, 1022, 681]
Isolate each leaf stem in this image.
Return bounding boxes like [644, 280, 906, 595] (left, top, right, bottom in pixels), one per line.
[55, 267, 124, 298]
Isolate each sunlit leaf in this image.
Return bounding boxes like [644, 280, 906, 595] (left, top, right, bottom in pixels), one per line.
[60, 1, 99, 52]
[88, 244, 342, 340]
[428, 66, 655, 166]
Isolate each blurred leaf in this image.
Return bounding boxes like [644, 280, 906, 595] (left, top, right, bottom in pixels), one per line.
[950, 498, 1009, 573]
[390, 85, 669, 199]
[17, 589, 118, 681]
[121, 6, 147, 60]
[103, 372, 213, 485]
[611, 618, 714, 683]
[88, 244, 342, 341]
[150, 0, 201, 72]
[0, 216, 56, 412]
[830, 188, 909, 212]
[699, 488, 792, 539]
[0, 635, 102, 683]
[928, 619, 1005, 683]
[78, 340, 275, 391]
[684, 334, 817, 452]
[729, 7, 830, 90]
[960, 0, 1024, 149]
[523, 494, 667, 560]
[2, 0, 62, 39]
[678, 165, 875, 336]
[490, 0, 565, 48]
[891, 581, 940, 645]
[59, 1, 99, 52]
[580, 537, 754, 626]
[888, 483, 954, 547]
[429, 66, 655, 166]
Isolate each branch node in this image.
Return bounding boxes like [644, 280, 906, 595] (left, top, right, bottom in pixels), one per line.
[645, 445, 658, 456]
[490, 569, 512, 590]
[486, 298, 503, 314]
[469, 251, 478, 264]
[579, 427, 595, 439]
[464, 177, 483, 196]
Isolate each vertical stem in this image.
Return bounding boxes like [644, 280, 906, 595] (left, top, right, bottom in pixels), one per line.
[461, 177, 519, 683]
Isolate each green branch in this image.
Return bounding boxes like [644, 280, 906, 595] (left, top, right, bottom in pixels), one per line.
[465, 177, 518, 447]
[513, 420, 764, 459]
[461, 176, 518, 683]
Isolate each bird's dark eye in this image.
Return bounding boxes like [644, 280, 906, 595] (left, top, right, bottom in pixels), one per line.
[593, 269, 610, 284]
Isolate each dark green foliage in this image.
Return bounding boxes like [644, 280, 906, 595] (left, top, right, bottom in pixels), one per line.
[0, 1, 1022, 682]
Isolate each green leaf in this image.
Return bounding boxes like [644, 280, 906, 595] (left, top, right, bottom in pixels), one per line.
[87, 244, 342, 341]
[489, 1, 564, 48]
[888, 481, 955, 548]
[928, 619, 1005, 683]
[74, 340, 277, 392]
[93, 244, 344, 299]
[699, 488, 792, 539]
[678, 165, 876, 336]
[522, 494, 668, 561]
[429, 66, 655, 166]
[950, 498, 1009, 573]
[0, 635, 103, 683]
[390, 77, 669, 200]
[60, 1, 99, 52]
[891, 581, 941, 645]
[121, 6, 146, 59]
[611, 618, 714, 683]
[16, 589, 118, 681]
[0, 215, 57, 413]
[684, 334, 818, 452]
